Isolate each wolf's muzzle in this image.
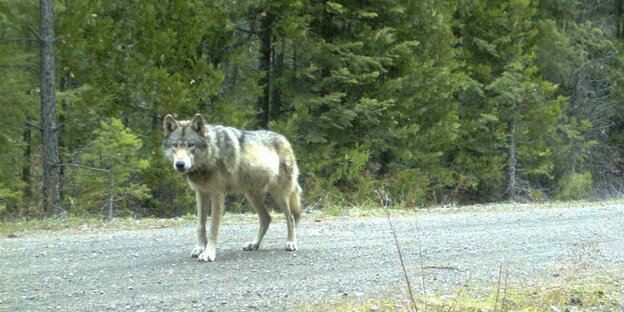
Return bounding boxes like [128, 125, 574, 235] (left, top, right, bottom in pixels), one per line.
[175, 161, 186, 172]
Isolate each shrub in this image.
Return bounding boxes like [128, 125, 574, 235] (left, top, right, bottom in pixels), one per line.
[557, 171, 592, 200]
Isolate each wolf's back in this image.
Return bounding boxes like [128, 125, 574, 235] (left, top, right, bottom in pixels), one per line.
[240, 130, 298, 171]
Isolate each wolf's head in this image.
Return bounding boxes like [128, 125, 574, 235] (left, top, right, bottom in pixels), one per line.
[162, 114, 210, 173]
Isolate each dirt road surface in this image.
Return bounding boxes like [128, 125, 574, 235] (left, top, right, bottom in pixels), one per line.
[2, 204, 623, 311]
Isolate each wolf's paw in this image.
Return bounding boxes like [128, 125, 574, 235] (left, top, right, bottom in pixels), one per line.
[284, 241, 298, 251]
[190, 245, 205, 258]
[197, 246, 216, 262]
[242, 241, 260, 251]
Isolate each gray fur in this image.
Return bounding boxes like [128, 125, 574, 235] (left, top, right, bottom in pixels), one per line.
[163, 114, 302, 262]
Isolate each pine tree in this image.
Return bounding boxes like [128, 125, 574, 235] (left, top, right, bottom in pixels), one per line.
[56, 0, 234, 215]
[4, 0, 623, 218]
[69, 118, 150, 218]
[454, 0, 564, 201]
[0, 0, 41, 215]
[537, 0, 624, 197]
[269, 1, 464, 205]
[486, 59, 564, 200]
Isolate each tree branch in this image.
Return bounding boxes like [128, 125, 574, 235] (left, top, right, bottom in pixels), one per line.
[53, 121, 65, 132]
[0, 38, 38, 44]
[24, 120, 42, 131]
[235, 27, 259, 34]
[59, 163, 110, 173]
[27, 25, 41, 41]
[0, 64, 39, 72]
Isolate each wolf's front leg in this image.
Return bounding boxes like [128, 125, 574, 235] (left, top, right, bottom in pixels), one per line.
[198, 193, 224, 262]
[191, 191, 210, 258]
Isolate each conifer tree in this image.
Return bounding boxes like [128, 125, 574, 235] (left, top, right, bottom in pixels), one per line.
[455, 0, 564, 201]
[69, 118, 150, 218]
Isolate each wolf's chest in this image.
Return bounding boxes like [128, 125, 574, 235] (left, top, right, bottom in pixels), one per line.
[185, 167, 239, 193]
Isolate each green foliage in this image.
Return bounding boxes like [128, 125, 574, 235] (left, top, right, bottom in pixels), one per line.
[0, 185, 20, 214]
[381, 168, 429, 207]
[0, 0, 39, 216]
[1, 0, 623, 217]
[282, 0, 464, 205]
[68, 118, 150, 215]
[558, 172, 593, 200]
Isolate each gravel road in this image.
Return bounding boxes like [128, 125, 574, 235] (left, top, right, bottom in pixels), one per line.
[2, 204, 623, 311]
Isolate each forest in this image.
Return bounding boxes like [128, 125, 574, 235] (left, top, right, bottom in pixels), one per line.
[1, 0, 623, 218]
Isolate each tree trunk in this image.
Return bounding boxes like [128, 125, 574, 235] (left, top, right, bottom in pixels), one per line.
[59, 75, 72, 201]
[270, 43, 284, 121]
[256, 9, 273, 129]
[506, 100, 518, 201]
[109, 172, 115, 221]
[617, 0, 624, 39]
[40, 0, 62, 215]
[22, 119, 32, 200]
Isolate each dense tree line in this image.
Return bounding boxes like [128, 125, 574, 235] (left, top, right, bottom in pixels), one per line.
[1, 0, 623, 218]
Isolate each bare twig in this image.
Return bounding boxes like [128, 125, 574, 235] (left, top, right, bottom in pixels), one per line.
[550, 305, 562, 312]
[502, 263, 510, 311]
[305, 196, 324, 211]
[446, 290, 463, 312]
[415, 220, 428, 311]
[446, 271, 473, 312]
[494, 263, 503, 311]
[493, 262, 511, 311]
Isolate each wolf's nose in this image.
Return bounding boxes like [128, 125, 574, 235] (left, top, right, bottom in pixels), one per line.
[175, 161, 185, 171]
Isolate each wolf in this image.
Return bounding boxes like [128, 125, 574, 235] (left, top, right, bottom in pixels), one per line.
[162, 114, 302, 262]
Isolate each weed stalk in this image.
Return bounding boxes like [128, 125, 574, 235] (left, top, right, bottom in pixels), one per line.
[378, 188, 421, 311]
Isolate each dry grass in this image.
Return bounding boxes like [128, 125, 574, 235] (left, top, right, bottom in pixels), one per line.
[300, 272, 623, 312]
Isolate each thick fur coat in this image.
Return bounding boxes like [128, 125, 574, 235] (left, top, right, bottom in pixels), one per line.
[163, 114, 301, 262]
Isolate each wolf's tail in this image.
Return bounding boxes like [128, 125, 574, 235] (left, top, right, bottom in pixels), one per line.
[290, 184, 302, 224]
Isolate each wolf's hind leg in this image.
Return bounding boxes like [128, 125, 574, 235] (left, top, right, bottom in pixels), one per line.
[191, 191, 210, 258]
[273, 191, 298, 251]
[243, 192, 272, 251]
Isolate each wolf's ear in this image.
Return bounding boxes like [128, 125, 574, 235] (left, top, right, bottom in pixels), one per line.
[163, 114, 179, 136]
[191, 114, 205, 134]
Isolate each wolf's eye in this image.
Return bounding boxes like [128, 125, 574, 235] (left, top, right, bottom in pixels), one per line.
[187, 143, 195, 148]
